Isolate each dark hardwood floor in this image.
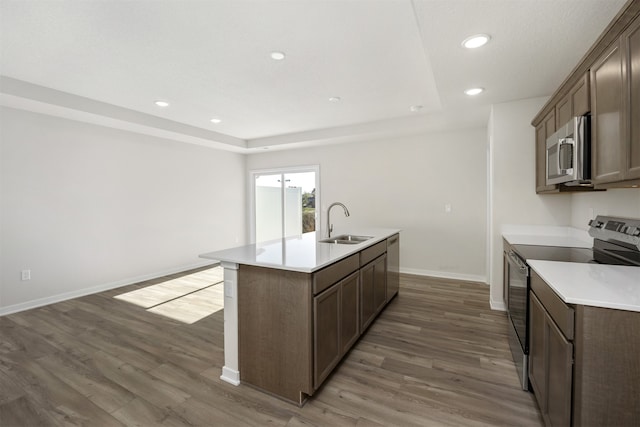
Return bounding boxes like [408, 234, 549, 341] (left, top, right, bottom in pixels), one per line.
[0, 268, 542, 426]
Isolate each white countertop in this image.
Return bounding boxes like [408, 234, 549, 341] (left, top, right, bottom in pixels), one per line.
[528, 260, 640, 312]
[199, 228, 400, 273]
[502, 225, 639, 312]
[502, 225, 592, 248]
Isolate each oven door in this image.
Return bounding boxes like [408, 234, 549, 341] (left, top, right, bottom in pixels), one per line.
[506, 249, 530, 390]
[507, 250, 529, 352]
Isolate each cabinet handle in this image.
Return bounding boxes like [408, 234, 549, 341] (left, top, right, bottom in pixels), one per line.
[389, 237, 398, 245]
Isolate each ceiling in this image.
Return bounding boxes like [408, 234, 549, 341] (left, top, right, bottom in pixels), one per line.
[0, 0, 628, 152]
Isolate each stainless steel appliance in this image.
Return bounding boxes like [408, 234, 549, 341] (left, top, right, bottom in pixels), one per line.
[546, 116, 591, 186]
[506, 215, 640, 390]
[506, 249, 529, 390]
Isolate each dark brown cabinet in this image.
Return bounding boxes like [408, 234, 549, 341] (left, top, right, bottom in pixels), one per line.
[529, 270, 640, 426]
[556, 73, 590, 127]
[313, 271, 359, 386]
[535, 74, 590, 194]
[360, 254, 387, 331]
[532, 2, 640, 191]
[591, 42, 625, 184]
[535, 111, 557, 193]
[238, 236, 399, 405]
[624, 14, 640, 181]
[591, 14, 640, 187]
[528, 291, 546, 409]
[529, 292, 573, 427]
[340, 272, 360, 354]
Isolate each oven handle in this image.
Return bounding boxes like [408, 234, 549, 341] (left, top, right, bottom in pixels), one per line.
[508, 250, 529, 275]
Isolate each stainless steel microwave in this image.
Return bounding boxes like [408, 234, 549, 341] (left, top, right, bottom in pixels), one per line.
[546, 116, 591, 186]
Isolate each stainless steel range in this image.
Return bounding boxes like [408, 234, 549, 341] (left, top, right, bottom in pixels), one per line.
[505, 215, 640, 390]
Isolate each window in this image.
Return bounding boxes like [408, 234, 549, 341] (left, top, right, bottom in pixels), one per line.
[250, 166, 319, 243]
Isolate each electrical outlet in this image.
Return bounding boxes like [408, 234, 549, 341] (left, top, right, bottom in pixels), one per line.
[21, 269, 31, 281]
[445, 203, 452, 213]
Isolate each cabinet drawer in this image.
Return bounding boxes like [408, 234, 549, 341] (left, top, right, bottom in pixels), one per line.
[313, 254, 359, 295]
[360, 241, 386, 266]
[531, 271, 575, 340]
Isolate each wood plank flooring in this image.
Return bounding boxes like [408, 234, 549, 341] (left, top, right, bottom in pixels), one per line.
[0, 268, 543, 426]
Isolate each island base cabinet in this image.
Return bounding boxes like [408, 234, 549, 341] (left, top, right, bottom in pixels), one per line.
[360, 254, 387, 331]
[340, 272, 360, 354]
[237, 265, 313, 405]
[235, 236, 398, 405]
[313, 271, 359, 387]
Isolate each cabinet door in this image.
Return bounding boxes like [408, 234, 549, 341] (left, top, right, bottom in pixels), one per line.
[546, 314, 574, 427]
[558, 72, 590, 123]
[340, 272, 359, 355]
[591, 41, 625, 184]
[624, 15, 640, 180]
[360, 254, 387, 331]
[373, 254, 387, 315]
[556, 94, 572, 128]
[529, 292, 573, 427]
[529, 293, 547, 412]
[536, 111, 558, 193]
[360, 261, 376, 331]
[314, 283, 340, 386]
[571, 73, 590, 117]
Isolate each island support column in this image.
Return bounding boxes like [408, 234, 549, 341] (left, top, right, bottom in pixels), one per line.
[220, 261, 240, 385]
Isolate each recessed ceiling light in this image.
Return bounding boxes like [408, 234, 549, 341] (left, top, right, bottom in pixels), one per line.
[270, 51, 286, 60]
[410, 105, 423, 112]
[210, 118, 221, 124]
[462, 34, 491, 49]
[464, 87, 484, 96]
[329, 96, 341, 102]
[154, 100, 169, 107]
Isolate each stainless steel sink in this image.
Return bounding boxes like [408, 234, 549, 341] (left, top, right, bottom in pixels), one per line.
[319, 234, 373, 244]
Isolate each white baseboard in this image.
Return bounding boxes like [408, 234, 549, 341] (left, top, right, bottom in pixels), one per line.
[400, 267, 487, 285]
[220, 366, 241, 386]
[490, 297, 507, 312]
[0, 260, 218, 316]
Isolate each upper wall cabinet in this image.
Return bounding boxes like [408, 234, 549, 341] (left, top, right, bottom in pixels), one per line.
[624, 15, 640, 182]
[591, 41, 624, 183]
[591, 14, 640, 187]
[534, 75, 589, 194]
[532, 0, 640, 192]
[535, 111, 556, 193]
[557, 73, 590, 127]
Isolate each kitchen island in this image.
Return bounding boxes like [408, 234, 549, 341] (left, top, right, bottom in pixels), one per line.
[199, 228, 400, 405]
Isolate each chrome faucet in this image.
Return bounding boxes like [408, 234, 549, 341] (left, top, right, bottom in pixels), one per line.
[326, 202, 350, 238]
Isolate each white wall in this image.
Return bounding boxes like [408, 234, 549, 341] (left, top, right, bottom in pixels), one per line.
[570, 189, 640, 229]
[0, 107, 246, 313]
[247, 129, 488, 282]
[488, 97, 572, 309]
[255, 186, 302, 242]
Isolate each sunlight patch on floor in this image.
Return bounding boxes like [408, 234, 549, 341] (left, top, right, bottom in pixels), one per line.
[148, 284, 224, 324]
[114, 266, 224, 324]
